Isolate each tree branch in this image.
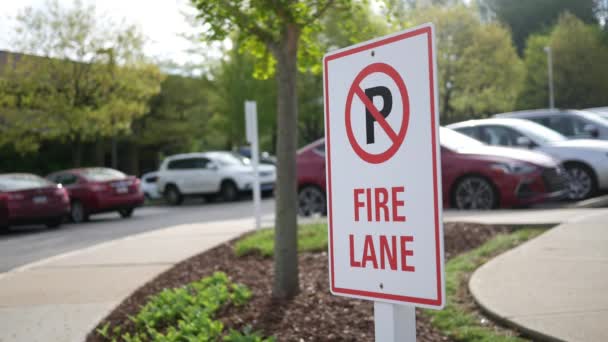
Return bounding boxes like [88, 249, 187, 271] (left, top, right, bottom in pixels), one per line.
[220, 2, 278, 46]
[303, 0, 336, 26]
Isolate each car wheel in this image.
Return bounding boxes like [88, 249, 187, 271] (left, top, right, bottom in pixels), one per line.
[164, 185, 183, 205]
[70, 201, 89, 223]
[220, 181, 239, 202]
[565, 164, 596, 200]
[298, 186, 326, 216]
[46, 217, 63, 229]
[119, 208, 134, 218]
[452, 176, 498, 210]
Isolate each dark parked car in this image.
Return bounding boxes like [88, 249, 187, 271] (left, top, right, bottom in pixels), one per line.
[0, 173, 70, 231]
[297, 128, 568, 214]
[47, 168, 144, 223]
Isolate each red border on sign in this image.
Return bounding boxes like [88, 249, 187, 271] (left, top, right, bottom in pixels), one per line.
[345, 63, 410, 164]
[324, 26, 442, 306]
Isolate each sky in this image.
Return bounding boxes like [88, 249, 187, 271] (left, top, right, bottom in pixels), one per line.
[0, 0, 210, 66]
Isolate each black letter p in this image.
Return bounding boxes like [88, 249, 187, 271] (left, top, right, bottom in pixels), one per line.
[365, 86, 393, 144]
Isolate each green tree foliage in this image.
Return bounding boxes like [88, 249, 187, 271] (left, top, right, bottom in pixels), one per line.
[516, 34, 551, 109]
[518, 13, 608, 109]
[410, 5, 523, 123]
[0, 0, 162, 161]
[189, 0, 356, 299]
[478, 0, 598, 53]
[209, 45, 277, 152]
[0, 54, 66, 153]
[134, 75, 213, 154]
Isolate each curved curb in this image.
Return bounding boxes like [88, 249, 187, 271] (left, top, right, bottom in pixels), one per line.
[569, 194, 608, 209]
[469, 273, 566, 342]
[468, 228, 565, 342]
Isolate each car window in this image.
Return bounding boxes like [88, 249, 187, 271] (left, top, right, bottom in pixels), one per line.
[456, 126, 480, 140]
[529, 117, 552, 127]
[546, 116, 587, 137]
[81, 168, 126, 181]
[192, 158, 211, 169]
[314, 142, 325, 155]
[0, 174, 54, 192]
[168, 158, 196, 170]
[55, 173, 78, 185]
[479, 126, 525, 146]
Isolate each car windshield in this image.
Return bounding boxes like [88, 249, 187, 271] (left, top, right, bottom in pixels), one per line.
[209, 152, 251, 166]
[440, 127, 484, 151]
[511, 120, 568, 144]
[0, 174, 54, 192]
[81, 168, 126, 182]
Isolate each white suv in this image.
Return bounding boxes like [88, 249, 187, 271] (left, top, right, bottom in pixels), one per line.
[157, 151, 276, 205]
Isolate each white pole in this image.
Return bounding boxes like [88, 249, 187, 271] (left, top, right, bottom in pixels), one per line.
[374, 302, 416, 342]
[245, 101, 261, 230]
[544, 46, 555, 109]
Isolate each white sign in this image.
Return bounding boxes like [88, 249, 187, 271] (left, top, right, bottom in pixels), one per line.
[323, 23, 444, 309]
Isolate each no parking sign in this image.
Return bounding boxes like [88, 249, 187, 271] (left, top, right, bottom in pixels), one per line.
[323, 23, 444, 310]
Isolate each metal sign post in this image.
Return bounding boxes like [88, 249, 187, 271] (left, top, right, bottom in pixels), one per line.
[374, 302, 416, 341]
[245, 101, 261, 230]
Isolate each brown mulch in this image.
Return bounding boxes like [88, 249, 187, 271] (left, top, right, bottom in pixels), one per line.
[87, 223, 514, 342]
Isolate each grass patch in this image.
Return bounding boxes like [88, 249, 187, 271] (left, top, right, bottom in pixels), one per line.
[425, 228, 545, 342]
[234, 223, 327, 257]
[95, 272, 272, 342]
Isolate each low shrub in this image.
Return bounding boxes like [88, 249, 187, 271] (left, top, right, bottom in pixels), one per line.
[234, 223, 327, 257]
[96, 272, 273, 341]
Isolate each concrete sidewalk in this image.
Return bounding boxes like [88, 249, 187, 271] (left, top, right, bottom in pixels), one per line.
[0, 215, 273, 342]
[469, 209, 608, 342]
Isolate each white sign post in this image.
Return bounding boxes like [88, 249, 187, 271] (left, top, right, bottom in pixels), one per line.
[245, 101, 261, 230]
[323, 23, 444, 341]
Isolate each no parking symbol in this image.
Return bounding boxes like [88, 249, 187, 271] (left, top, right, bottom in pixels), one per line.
[345, 63, 410, 164]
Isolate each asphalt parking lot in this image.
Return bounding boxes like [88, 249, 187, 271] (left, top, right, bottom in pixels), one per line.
[0, 198, 276, 272]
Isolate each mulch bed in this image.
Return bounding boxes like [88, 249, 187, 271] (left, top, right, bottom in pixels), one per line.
[87, 223, 515, 342]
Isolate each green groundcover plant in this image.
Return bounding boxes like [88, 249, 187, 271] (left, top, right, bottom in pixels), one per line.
[96, 272, 273, 342]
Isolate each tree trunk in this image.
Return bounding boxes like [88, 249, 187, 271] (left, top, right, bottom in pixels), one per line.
[126, 142, 139, 176]
[442, 87, 452, 124]
[72, 139, 83, 167]
[272, 23, 300, 299]
[111, 137, 118, 169]
[94, 139, 105, 166]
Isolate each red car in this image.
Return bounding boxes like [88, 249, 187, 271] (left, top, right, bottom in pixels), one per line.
[297, 128, 568, 214]
[47, 168, 144, 223]
[0, 173, 70, 231]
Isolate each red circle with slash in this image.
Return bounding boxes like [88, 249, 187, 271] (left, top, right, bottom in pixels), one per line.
[345, 62, 410, 164]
